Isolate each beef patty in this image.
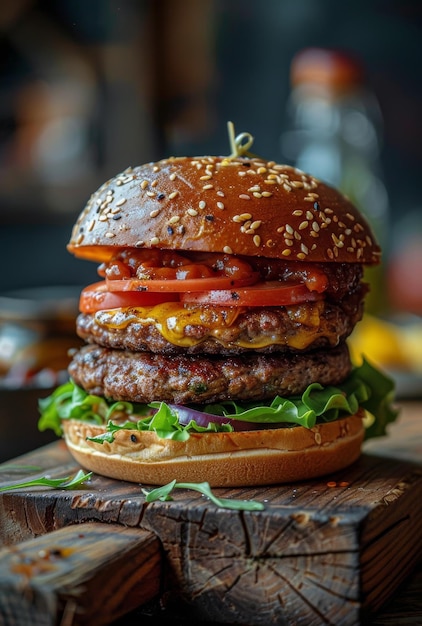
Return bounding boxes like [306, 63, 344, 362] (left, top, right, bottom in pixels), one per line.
[75, 286, 365, 356]
[68, 341, 352, 405]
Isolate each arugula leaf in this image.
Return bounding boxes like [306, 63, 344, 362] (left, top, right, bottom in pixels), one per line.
[0, 470, 92, 492]
[142, 480, 265, 511]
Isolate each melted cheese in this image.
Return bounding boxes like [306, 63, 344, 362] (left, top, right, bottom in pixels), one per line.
[94, 301, 327, 350]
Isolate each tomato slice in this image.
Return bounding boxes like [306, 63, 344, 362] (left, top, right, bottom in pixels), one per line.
[180, 281, 324, 307]
[80, 282, 179, 313]
[105, 273, 260, 293]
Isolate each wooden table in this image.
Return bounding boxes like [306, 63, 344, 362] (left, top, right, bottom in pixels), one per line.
[0, 400, 420, 625]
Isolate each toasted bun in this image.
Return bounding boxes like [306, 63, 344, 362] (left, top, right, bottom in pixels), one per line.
[68, 157, 380, 265]
[62, 413, 365, 487]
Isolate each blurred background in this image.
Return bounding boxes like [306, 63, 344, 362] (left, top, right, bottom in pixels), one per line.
[0, 0, 421, 458]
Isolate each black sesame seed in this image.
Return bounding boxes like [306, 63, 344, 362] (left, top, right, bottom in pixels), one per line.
[205, 215, 214, 221]
[112, 214, 122, 220]
[231, 292, 240, 300]
[130, 434, 137, 443]
[167, 226, 174, 235]
[179, 225, 185, 234]
[313, 201, 320, 211]
[157, 193, 165, 200]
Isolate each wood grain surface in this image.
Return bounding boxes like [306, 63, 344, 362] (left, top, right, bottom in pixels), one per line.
[0, 400, 420, 625]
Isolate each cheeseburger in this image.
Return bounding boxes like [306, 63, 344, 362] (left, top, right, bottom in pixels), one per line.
[39, 129, 396, 487]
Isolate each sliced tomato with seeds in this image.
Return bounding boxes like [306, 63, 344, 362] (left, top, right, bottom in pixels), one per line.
[105, 273, 260, 293]
[79, 282, 179, 313]
[180, 281, 324, 307]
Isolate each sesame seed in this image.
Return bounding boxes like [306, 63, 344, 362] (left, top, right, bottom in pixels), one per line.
[312, 221, 320, 232]
[203, 184, 214, 190]
[283, 183, 292, 192]
[261, 191, 273, 197]
[151, 180, 158, 187]
[135, 240, 145, 247]
[141, 180, 149, 189]
[301, 243, 309, 254]
[105, 232, 115, 238]
[223, 246, 233, 254]
[299, 220, 309, 230]
[217, 202, 225, 210]
[239, 213, 252, 221]
[116, 198, 126, 206]
[238, 171, 247, 177]
[187, 208, 198, 216]
[239, 194, 250, 200]
[168, 215, 180, 224]
[150, 209, 160, 218]
[285, 224, 294, 235]
[217, 190, 225, 197]
[277, 226, 285, 233]
[200, 175, 212, 181]
[88, 220, 95, 232]
[257, 167, 267, 174]
[282, 249, 292, 256]
[250, 220, 262, 230]
[198, 201, 206, 210]
[253, 235, 261, 247]
[169, 191, 179, 200]
[146, 191, 156, 197]
[291, 180, 304, 188]
[297, 252, 306, 260]
[169, 173, 177, 181]
[248, 186, 261, 192]
[150, 237, 160, 245]
[264, 179, 276, 185]
[253, 192, 262, 198]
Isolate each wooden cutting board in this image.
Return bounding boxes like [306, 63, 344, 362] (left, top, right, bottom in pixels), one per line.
[0, 402, 421, 626]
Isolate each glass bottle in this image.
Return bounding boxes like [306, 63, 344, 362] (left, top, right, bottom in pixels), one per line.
[280, 47, 390, 314]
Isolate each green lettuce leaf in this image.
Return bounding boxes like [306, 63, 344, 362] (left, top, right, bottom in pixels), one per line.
[38, 359, 398, 443]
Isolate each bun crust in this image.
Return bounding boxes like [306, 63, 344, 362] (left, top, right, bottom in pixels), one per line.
[68, 157, 380, 265]
[62, 413, 365, 487]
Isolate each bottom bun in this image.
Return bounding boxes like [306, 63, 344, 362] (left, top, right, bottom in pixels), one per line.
[62, 412, 365, 487]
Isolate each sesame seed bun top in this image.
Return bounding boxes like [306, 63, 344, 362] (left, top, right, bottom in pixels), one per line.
[67, 156, 381, 264]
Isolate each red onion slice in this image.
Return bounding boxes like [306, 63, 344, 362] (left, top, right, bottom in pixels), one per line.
[167, 404, 282, 431]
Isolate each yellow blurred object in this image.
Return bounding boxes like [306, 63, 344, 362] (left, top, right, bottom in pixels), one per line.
[348, 314, 422, 373]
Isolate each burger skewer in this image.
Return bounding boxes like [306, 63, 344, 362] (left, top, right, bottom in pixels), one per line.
[39, 127, 397, 487]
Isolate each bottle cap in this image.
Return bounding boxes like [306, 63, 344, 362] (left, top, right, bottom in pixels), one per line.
[291, 48, 364, 94]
